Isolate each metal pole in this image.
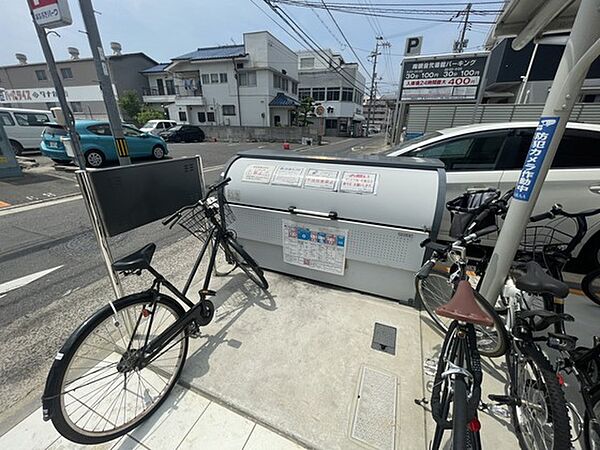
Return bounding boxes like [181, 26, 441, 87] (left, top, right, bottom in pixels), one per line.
[78, 0, 131, 165]
[516, 43, 539, 104]
[479, 0, 600, 304]
[30, 15, 87, 169]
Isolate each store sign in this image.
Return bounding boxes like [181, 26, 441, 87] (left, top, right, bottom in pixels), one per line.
[400, 52, 488, 102]
[0, 85, 111, 104]
[28, 0, 73, 29]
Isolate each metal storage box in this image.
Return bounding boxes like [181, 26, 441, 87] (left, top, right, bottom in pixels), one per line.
[223, 150, 445, 303]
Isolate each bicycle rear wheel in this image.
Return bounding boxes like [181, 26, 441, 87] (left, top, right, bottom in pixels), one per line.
[582, 269, 600, 306]
[43, 293, 188, 444]
[222, 234, 269, 290]
[509, 343, 571, 450]
[584, 390, 600, 450]
[416, 270, 508, 357]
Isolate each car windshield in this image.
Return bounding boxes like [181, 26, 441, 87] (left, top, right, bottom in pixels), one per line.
[141, 121, 158, 128]
[386, 131, 442, 155]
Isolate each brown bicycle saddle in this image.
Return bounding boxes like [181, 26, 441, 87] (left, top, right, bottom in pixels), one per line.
[435, 280, 494, 327]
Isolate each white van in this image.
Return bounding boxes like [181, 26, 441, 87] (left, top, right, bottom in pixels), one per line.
[140, 120, 177, 136]
[0, 107, 52, 155]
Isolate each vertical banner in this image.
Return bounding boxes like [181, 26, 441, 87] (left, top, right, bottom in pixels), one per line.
[513, 117, 560, 201]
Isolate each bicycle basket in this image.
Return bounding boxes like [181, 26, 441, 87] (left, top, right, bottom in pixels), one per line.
[176, 197, 235, 242]
[519, 216, 577, 262]
[447, 190, 499, 239]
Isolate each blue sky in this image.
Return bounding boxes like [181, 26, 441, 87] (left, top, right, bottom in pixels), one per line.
[1, 0, 493, 94]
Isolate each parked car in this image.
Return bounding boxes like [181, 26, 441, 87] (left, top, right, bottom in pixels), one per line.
[0, 107, 52, 155]
[388, 121, 600, 266]
[160, 125, 205, 143]
[40, 120, 168, 168]
[140, 119, 177, 135]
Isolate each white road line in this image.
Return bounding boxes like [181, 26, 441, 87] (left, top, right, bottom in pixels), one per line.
[0, 195, 82, 217]
[203, 165, 225, 172]
[0, 266, 63, 296]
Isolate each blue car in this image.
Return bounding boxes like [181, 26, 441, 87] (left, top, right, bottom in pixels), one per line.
[41, 120, 169, 168]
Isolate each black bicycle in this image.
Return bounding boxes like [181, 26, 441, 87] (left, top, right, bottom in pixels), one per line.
[41, 177, 268, 444]
[582, 269, 600, 306]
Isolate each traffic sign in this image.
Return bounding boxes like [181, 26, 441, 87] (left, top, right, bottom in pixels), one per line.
[404, 36, 423, 56]
[28, 0, 73, 29]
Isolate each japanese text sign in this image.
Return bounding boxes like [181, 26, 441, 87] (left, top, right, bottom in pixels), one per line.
[29, 0, 73, 29]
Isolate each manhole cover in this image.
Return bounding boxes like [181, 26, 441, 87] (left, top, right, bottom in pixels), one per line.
[372, 323, 397, 355]
[351, 366, 397, 450]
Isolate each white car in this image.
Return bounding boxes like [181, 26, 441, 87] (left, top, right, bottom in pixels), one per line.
[388, 121, 600, 267]
[140, 120, 177, 136]
[0, 107, 52, 155]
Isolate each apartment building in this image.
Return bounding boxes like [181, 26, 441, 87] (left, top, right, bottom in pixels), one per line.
[364, 94, 397, 133]
[0, 44, 156, 119]
[142, 31, 299, 127]
[297, 50, 366, 136]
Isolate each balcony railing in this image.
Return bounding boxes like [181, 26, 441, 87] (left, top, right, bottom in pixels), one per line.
[142, 86, 203, 97]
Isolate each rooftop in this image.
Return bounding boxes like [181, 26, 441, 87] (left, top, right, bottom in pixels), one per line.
[172, 44, 246, 62]
[141, 63, 170, 74]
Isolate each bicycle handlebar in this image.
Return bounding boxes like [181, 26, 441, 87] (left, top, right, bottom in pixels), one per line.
[202, 177, 231, 202]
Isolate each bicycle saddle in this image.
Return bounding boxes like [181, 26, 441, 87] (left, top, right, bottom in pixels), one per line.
[515, 261, 569, 299]
[112, 243, 156, 271]
[435, 280, 494, 327]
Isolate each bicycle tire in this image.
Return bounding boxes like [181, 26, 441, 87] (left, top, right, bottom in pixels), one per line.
[43, 293, 188, 444]
[222, 234, 269, 290]
[416, 270, 508, 358]
[509, 343, 571, 450]
[452, 376, 469, 449]
[584, 389, 600, 450]
[582, 269, 600, 307]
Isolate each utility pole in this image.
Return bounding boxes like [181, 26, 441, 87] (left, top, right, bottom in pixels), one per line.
[454, 3, 472, 53]
[366, 36, 389, 137]
[78, 0, 130, 165]
[30, 15, 87, 169]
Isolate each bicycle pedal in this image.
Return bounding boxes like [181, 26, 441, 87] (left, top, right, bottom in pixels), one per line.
[547, 332, 577, 351]
[488, 394, 516, 406]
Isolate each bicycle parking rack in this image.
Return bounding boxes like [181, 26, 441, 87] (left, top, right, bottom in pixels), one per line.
[77, 156, 205, 297]
[223, 150, 446, 303]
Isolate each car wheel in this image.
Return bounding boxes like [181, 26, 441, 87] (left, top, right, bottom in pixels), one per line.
[85, 150, 105, 168]
[10, 140, 24, 156]
[152, 145, 165, 160]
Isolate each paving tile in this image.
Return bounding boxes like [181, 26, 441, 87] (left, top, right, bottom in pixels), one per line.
[46, 435, 126, 450]
[243, 425, 304, 450]
[0, 407, 60, 450]
[119, 386, 210, 450]
[177, 402, 255, 450]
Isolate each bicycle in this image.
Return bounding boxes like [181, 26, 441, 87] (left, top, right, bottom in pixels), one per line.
[41, 177, 268, 444]
[417, 224, 502, 448]
[582, 268, 600, 306]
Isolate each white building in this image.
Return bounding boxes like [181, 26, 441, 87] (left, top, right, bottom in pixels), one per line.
[297, 50, 366, 136]
[142, 31, 299, 127]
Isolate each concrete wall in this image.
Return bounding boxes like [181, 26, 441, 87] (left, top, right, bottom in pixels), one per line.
[199, 125, 318, 143]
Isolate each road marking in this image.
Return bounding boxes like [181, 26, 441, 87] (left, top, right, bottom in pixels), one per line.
[0, 194, 82, 217]
[0, 200, 11, 208]
[0, 265, 63, 296]
[203, 164, 225, 172]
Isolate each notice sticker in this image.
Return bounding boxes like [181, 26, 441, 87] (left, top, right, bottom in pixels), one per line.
[282, 220, 348, 275]
[242, 164, 275, 184]
[303, 168, 339, 191]
[513, 117, 560, 202]
[340, 171, 378, 194]
[272, 166, 305, 187]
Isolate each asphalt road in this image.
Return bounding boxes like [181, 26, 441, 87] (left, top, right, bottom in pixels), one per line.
[0, 135, 386, 427]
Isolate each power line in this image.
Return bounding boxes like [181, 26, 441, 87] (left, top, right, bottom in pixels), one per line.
[309, 7, 347, 50]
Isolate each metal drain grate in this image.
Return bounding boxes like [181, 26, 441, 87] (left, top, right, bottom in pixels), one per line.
[351, 366, 397, 450]
[372, 323, 397, 355]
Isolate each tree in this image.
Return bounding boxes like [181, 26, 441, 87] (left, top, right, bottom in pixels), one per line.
[118, 90, 142, 122]
[136, 107, 165, 126]
[297, 96, 315, 127]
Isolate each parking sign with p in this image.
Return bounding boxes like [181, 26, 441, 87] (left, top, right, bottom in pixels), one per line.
[405, 36, 423, 56]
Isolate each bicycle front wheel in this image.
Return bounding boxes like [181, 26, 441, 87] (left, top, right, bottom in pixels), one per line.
[582, 269, 600, 306]
[43, 293, 189, 444]
[509, 344, 571, 450]
[416, 271, 508, 358]
[222, 234, 269, 290]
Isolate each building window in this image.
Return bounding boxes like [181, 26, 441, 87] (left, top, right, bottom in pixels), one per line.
[70, 102, 83, 113]
[210, 73, 219, 83]
[342, 88, 353, 102]
[201, 74, 210, 85]
[236, 63, 244, 69]
[292, 82, 298, 95]
[222, 105, 236, 116]
[300, 57, 315, 69]
[312, 88, 325, 101]
[274, 74, 289, 91]
[35, 69, 47, 81]
[327, 88, 340, 101]
[166, 79, 175, 95]
[325, 119, 338, 129]
[178, 111, 187, 122]
[197, 112, 206, 123]
[60, 67, 73, 79]
[298, 88, 311, 100]
[238, 71, 256, 87]
[207, 111, 215, 122]
[354, 89, 363, 104]
[219, 73, 228, 83]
